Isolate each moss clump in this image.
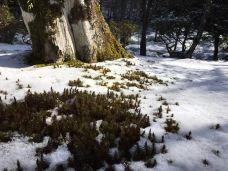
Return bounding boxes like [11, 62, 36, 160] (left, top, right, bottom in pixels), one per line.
[90, 1, 131, 61]
[97, 32, 132, 62]
[33, 59, 84, 68]
[85, 1, 132, 62]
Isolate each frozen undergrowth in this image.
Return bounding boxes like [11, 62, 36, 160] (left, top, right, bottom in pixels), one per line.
[0, 43, 228, 171]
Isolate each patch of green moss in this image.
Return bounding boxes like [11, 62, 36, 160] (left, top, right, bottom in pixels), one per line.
[97, 33, 131, 62]
[33, 59, 84, 68]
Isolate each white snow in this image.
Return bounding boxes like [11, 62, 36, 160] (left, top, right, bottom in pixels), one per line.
[0, 42, 228, 171]
[0, 136, 49, 171]
[45, 145, 72, 170]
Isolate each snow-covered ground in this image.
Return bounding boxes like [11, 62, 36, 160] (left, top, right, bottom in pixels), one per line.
[0, 43, 228, 171]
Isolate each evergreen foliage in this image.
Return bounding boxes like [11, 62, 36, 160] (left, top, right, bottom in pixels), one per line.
[0, 88, 153, 170]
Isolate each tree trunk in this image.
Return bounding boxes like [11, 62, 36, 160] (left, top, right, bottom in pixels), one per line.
[140, 23, 147, 56]
[19, 0, 130, 63]
[140, 0, 153, 56]
[154, 28, 158, 42]
[182, 27, 189, 52]
[213, 33, 219, 60]
[184, 0, 212, 58]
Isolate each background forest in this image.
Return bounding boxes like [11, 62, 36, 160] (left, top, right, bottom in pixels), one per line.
[1, 0, 228, 61]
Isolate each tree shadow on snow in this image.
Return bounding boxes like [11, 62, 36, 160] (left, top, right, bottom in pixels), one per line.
[0, 52, 29, 68]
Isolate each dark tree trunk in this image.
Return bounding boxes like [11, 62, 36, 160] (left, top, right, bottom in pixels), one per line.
[154, 28, 158, 42]
[182, 27, 189, 52]
[213, 33, 220, 60]
[140, 0, 153, 56]
[184, 0, 212, 58]
[140, 23, 147, 56]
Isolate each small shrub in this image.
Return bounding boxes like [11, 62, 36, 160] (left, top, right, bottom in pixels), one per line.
[109, 82, 126, 91]
[145, 158, 157, 168]
[84, 64, 103, 71]
[122, 161, 133, 171]
[162, 101, 168, 106]
[167, 159, 174, 165]
[125, 82, 146, 90]
[202, 159, 209, 166]
[185, 131, 192, 140]
[106, 76, 116, 80]
[97, 81, 108, 87]
[93, 75, 103, 80]
[0, 89, 151, 170]
[102, 68, 111, 75]
[212, 150, 220, 157]
[83, 75, 92, 79]
[157, 96, 166, 101]
[68, 79, 84, 87]
[153, 106, 163, 118]
[16, 79, 23, 90]
[165, 119, 180, 133]
[0, 90, 7, 95]
[215, 124, 220, 130]
[166, 106, 171, 113]
[161, 145, 168, 154]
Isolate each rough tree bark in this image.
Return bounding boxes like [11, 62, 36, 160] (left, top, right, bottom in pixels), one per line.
[18, 0, 130, 63]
